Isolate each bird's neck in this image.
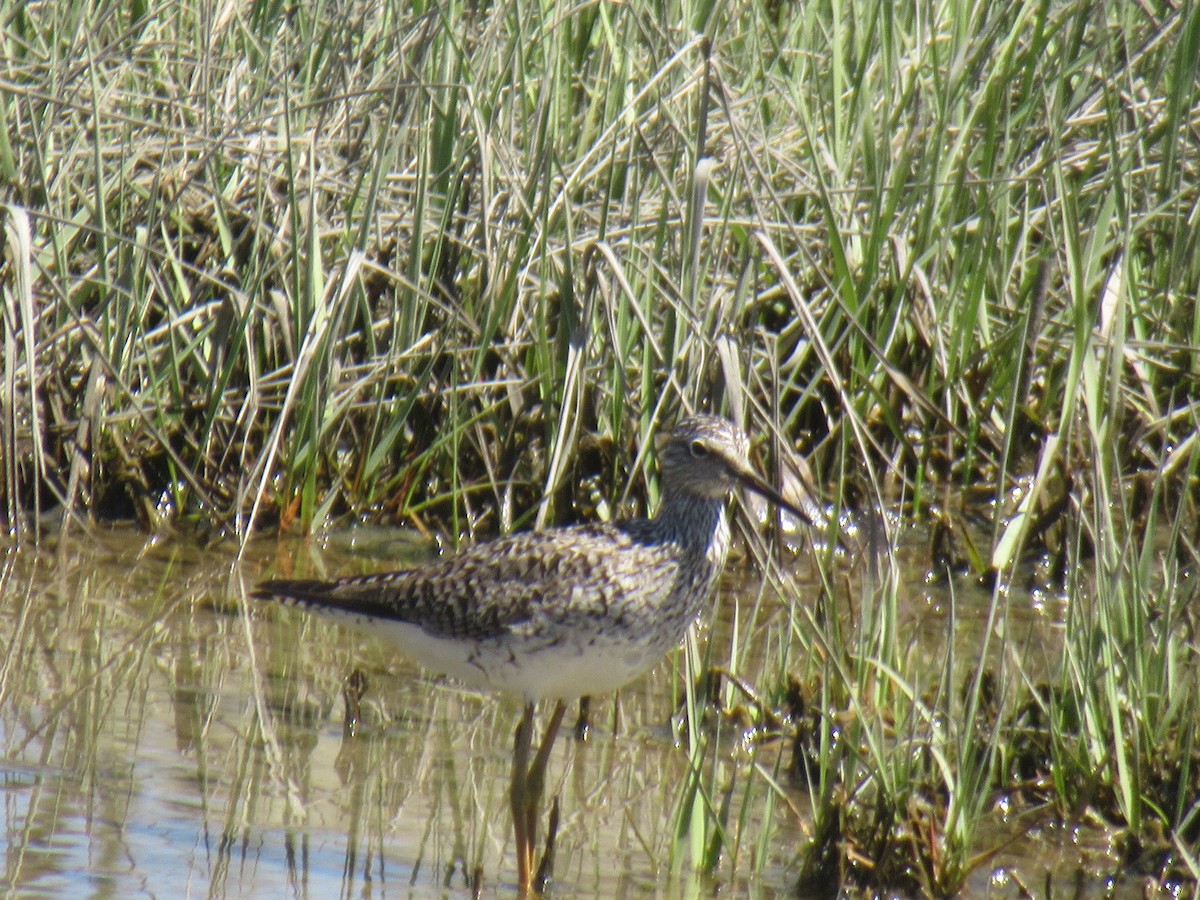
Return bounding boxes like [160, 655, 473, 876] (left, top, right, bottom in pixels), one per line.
[656, 491, 732, 569]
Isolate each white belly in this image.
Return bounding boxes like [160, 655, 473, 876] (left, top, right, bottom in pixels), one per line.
[315, 607, 688, 701]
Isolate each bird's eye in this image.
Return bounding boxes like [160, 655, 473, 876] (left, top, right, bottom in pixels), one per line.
[689, 440, 708, 458]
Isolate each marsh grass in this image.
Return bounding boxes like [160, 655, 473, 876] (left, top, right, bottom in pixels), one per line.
[3, 0, 1200, 893]
[3, 0, 1194, 539]
[783, 444, 1200, 893]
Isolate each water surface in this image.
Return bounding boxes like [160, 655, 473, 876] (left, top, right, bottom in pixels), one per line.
[0, 526, 1136, 896]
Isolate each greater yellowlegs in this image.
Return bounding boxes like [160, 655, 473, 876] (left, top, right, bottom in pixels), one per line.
[252, 414, 809, 894]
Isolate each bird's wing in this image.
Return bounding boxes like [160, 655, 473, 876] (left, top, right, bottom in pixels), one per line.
[251, 525, 645, 642]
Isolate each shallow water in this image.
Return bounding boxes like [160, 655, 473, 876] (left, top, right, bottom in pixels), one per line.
[0, 526, 1143, 896]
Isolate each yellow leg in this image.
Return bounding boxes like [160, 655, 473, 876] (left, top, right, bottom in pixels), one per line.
[510, 700, 567, 896]
[511, 703, 536, 894]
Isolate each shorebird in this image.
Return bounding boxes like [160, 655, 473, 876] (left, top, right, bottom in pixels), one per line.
[252, 414, 809, 894]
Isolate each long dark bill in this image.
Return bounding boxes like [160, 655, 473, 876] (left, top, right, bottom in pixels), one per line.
[737, 467, 813, 526]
